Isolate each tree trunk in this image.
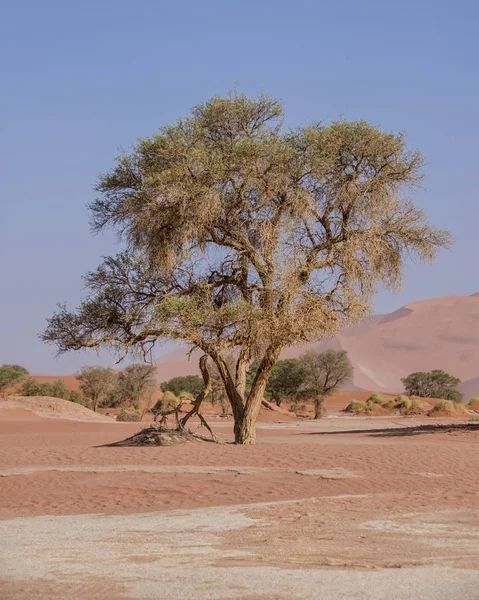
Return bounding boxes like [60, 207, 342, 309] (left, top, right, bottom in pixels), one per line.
[314, 396, 326, 419]
[233, 345, 281, 444]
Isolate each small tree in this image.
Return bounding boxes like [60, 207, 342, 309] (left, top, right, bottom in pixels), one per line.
[42, 93, 452, 443]
[401, 370, 462, 401]
[161, 375, 205, 399]
[75, 366, 117, 411]
[116, 363, 157, 409]
[0, 364, 29, 394]
[249, 359, 305, 407]
[300, 349, 353, 419]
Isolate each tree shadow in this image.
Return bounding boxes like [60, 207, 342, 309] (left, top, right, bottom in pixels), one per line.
[303, 422, 479, 438]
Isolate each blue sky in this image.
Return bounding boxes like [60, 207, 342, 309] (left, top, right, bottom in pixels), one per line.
[1, 0, 478, 373]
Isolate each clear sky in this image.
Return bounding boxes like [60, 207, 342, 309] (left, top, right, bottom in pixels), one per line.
[1, 0, 478, 374]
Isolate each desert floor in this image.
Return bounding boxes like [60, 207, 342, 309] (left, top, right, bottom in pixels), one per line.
[1, 404, 479, 599]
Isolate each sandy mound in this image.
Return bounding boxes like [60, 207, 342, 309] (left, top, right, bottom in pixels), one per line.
[0, 396, 114, 422]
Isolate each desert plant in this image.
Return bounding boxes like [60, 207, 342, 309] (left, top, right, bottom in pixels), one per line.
[116, 408, 142, 422]
[369, 392, 385, 404]
[0, 364, 29, 394]
[116, 363, 157, 409]
[468, 397, 479, 408]
[75, 366, 117, 411]
[346, 400, 369, 414]
[428, 400, 468, 417]
[399, 398, 427, 415]
[151, 390, 182, 423]
[161, 376, 205, 399]
[42, 93, 452, 443]
[248, 359, 306, 407]
[20, 377, 83, 404]
[401, 370, 462, 401]
[300, 350, 353, 419]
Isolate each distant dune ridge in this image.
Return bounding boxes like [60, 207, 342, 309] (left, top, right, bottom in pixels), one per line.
[27, 293, 479, 400]
[151, 294, 479, 399]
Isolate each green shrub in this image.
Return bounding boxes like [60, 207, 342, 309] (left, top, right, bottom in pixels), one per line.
[429, 400, 468, 416]
[368, 393, 385, 404]
[20, 378, 84, 404]
[400, 398, 426, 415]
[468, 398, 479, 408]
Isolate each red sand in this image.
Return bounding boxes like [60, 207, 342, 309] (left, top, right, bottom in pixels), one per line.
[0, 406, 478, 519]
[1, 405, 478, 599]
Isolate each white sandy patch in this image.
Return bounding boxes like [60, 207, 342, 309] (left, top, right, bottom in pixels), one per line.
[1, 502, 478, 600]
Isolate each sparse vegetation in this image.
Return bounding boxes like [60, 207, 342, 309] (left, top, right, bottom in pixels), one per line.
[75, 366, 117, 412]
[20, 378, 84, 404]
[151, 390, 182, 423]
[115, 363, 157, 410]
[468, 397, 479, 409]
[300, 350, 353, 419]
[248, 359, 305, 407]
[346, 394, 427, 416]
[161, 376, 204, 399]
[116, 408, 142, 422]
[42, 93, 452, 443]
[401, 370, 462, 402]
[398, 397, 428, 415]
[0, 364, 29, 394]
[428, 400, 468, 417]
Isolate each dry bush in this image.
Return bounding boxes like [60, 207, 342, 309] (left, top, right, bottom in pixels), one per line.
[347, 394, 427, 416]
[428, 400, 468, 417]
[345, 399, 387, 415]
[398, 397, 428, 415]
[468, 398, 479, 409]
[116, 408, 142, 422]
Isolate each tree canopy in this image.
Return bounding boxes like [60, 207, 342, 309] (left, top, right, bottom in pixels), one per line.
[249, 359, 305, 407]
[75, 366, 117, 411]
[116, 363, 157, 409]
[20, 378, 84, 404]
[0, 364, 29, 394]
[160, 375, 205, 398]
[401, 370, 462, 402]
[300, 349, 353, 418]
[42, 93, 451, 443]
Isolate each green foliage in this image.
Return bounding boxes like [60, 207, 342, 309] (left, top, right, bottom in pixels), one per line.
[429, 400, 468, 416]
[468, 397, 479, 407]
[161, 375, 204, 399]
[369, 393, 386, 404]
[115, 363, 157, 409]
[248, 359, 305, 406]
[399, 398, 427, 415]
[75, 366, 118, 411]
[300, 349, 354, 419]
[0, 364, 29, 393]
[41, 93, 452, 443]
[347, 394, 426, 416]
[401, 370, 462, 401]
[346, 399, 376, 415]
[20, 378, 83, 404]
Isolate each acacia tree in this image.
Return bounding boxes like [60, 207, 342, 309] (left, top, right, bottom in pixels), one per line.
[75, 366, 117, 411]
[0, 364, 29, 395]
[42, 94, 451, 443]
[300, 349, 353, 418]
[116, 363, 157, 409]
[401, 370, 462, 401]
